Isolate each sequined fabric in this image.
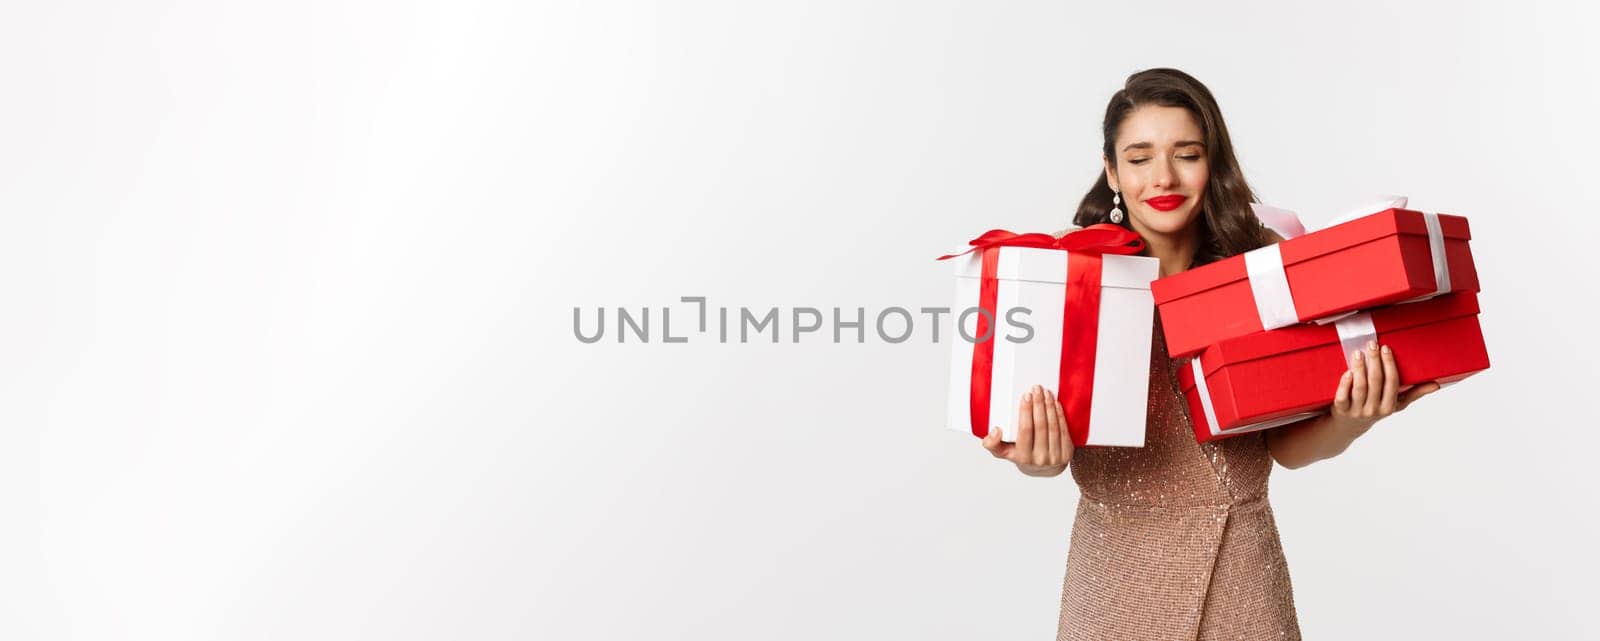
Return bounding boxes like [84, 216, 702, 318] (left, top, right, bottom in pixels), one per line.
[1055, 311, 1301, 640]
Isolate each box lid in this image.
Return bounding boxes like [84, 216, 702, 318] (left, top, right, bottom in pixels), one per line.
[953, 246, 1157, 289]
[1150, 208, 1472, 305]
[1185, 291, 1481, 382]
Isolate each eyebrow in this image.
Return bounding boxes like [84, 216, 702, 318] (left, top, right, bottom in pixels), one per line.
[1121, 140, 1205, 152]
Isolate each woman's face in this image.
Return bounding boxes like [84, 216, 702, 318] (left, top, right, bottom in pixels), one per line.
[1104, 105, 1210, 238]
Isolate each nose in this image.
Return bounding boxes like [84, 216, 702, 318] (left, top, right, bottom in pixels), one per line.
[1152, 159, 1176, 189]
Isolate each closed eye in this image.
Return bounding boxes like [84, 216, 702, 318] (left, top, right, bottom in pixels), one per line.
[1129, 155, 1201, 165]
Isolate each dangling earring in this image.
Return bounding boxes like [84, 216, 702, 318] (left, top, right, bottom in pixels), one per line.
[1109, 189, 1124, 224]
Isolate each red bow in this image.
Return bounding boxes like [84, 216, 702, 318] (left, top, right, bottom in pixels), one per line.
[936, 224, 1144, 261]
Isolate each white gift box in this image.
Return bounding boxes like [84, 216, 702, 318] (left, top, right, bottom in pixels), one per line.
[944, 241, 1159, 447]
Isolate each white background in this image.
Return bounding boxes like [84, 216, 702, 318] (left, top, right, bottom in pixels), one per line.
[3, 0, 1597, 638]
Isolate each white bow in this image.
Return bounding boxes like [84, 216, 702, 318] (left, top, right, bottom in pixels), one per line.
[1249, 195, 1409, 240]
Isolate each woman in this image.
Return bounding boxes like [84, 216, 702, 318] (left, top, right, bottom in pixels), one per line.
[979, 68, 1443, 640]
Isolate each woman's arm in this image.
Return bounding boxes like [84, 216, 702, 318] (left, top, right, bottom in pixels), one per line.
[1265, 341, 1441, 469]
[1264, 415, 1361, 470]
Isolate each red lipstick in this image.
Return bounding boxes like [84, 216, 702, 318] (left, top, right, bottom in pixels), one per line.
[1145, 195, 1187, 211]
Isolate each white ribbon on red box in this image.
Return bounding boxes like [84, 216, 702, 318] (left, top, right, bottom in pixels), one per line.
[1243, 196, 1452, 330]
[1334, 312, 1377, 361]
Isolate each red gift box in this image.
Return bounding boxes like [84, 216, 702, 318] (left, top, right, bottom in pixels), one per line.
[1151, 208, 1479, 358]
[1177, 291, 1490, 443]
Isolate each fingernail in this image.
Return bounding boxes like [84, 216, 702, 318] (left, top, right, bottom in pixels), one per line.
[1382, 344, 1391, 355]
[1367, 340, 1377, 351]
[1351, 350, 1362, 365]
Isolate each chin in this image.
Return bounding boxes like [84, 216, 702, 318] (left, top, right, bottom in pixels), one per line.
[1133, 208, 1201, 236]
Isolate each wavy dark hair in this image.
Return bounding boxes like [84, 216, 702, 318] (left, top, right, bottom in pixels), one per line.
[1073, 68, 1271, 266]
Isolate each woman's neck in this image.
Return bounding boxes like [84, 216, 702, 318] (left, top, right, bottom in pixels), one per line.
[1136, 224, 1201, 277]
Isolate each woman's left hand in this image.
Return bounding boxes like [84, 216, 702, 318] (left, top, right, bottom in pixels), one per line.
[1329, 340, 1442, 434]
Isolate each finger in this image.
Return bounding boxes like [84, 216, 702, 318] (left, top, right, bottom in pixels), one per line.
[1057, 396, 1075, 463]
[981, 422, 1003, 454]
[1349, 349, 1368, 414]
[1378, 344, 1400, 415]
[1044, 389, 1061, 466]
[1397, 381, 1442, 411]
[1014, 388, 1035, 462]
[1332, 369, 1354, 415]
[1030, 386, 1051, 464]
[1363, 341, 1383, 416]
[983, 427, 1015, 459]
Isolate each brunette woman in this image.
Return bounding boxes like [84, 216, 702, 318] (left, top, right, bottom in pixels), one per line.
[980, 68, 1441, 640]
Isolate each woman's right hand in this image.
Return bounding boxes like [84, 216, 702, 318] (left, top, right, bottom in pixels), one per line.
[981, 384, 1073, 476]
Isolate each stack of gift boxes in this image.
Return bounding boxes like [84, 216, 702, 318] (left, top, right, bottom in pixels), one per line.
[1156, 204, 1489, 443]
[942, 201, 1490, 447]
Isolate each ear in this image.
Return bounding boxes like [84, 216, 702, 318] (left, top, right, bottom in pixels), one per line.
[1102, 155, 1119, 192]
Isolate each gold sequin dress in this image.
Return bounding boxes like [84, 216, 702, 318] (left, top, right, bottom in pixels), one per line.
[1055, 312, 1301, 640]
